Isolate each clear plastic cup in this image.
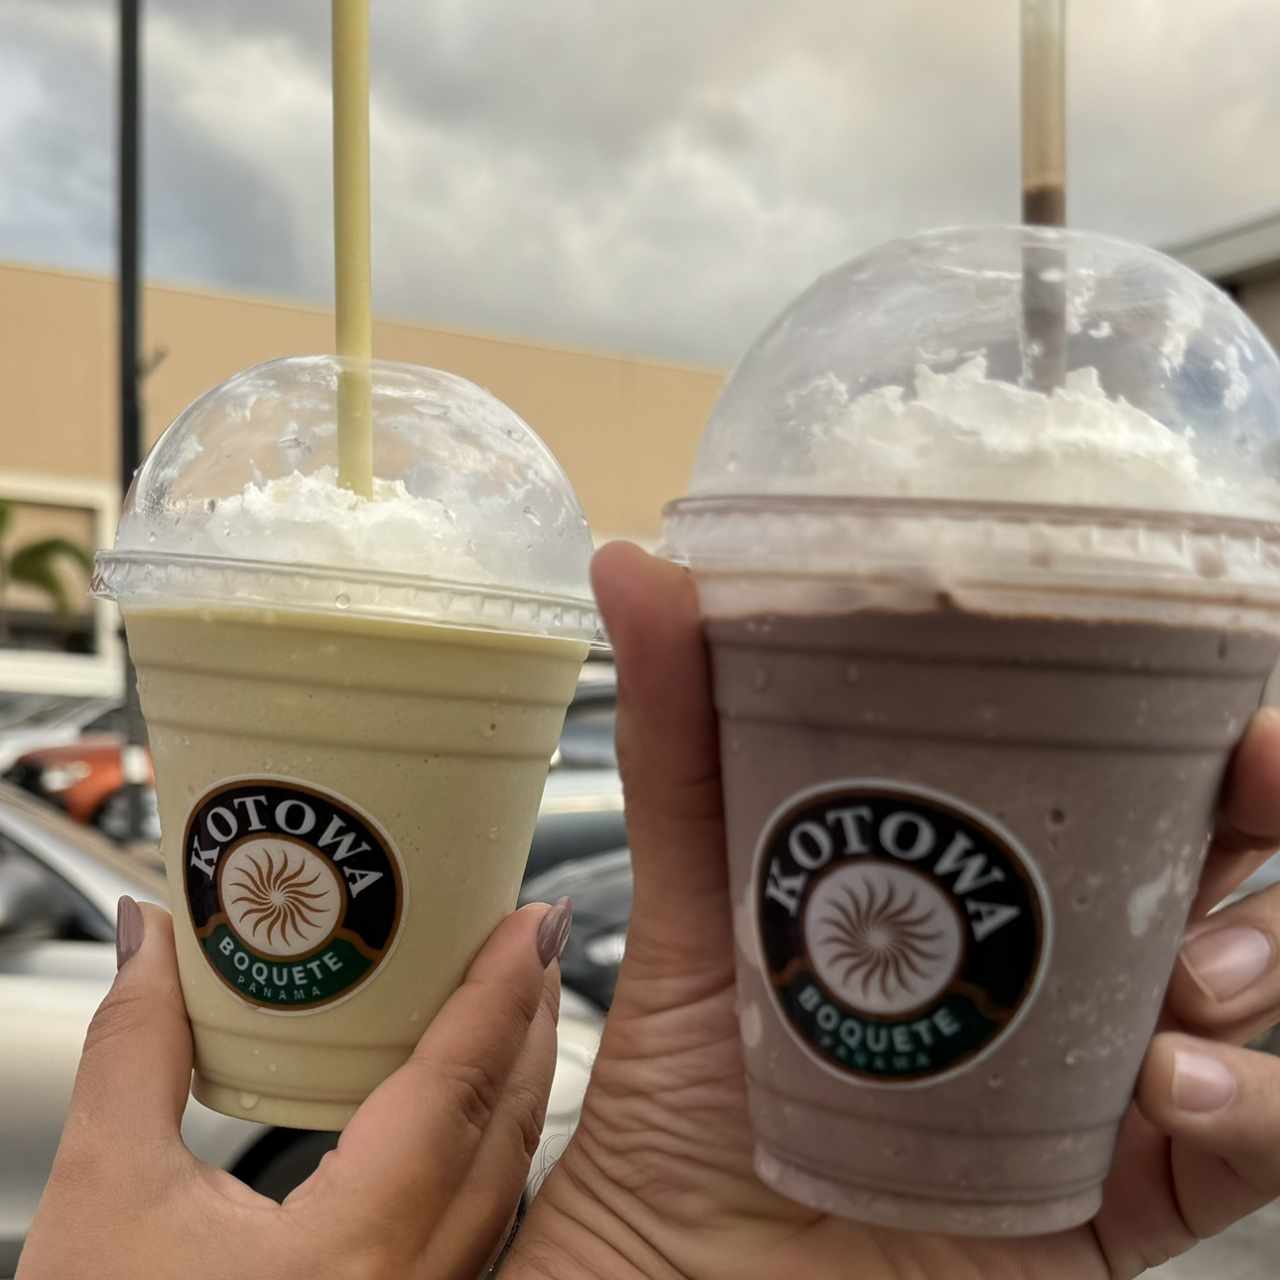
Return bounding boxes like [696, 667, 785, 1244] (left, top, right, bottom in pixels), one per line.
[94, 355, 597, 1130]
[663, 226, 1280, 1234]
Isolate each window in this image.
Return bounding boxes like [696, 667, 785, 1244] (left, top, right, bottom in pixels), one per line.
[82, 705, 127, 737]
[558, 703, 618, 769]
[0, 476, 123, 700]
[0, 831, 107, 944]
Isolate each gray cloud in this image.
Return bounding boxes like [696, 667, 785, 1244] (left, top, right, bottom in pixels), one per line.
[2, 0, 1279, 365]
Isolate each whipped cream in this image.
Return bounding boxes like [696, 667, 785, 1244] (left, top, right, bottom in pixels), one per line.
[782, 355, 1280, 517]
[122, 466, 490, 583]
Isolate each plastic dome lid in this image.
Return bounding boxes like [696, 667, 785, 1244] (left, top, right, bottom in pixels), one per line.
[94, 356, 599, 641]
[665, 226, 1280, 627]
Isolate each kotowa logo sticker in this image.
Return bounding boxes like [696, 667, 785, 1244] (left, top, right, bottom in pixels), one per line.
[185, 778, 405, 1012]
[755, 781, 1050, 1087]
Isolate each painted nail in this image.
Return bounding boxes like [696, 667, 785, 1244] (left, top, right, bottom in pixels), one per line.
[116, 895, 144, 971]
[1181, 925, 1273, 1002]
[536, 897, 573, 968]
[1172, 1050, 1237, 1113]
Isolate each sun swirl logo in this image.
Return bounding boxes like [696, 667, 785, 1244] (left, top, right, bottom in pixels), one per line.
[805, 863, 963, 1017]
[222, 844, 343, 955]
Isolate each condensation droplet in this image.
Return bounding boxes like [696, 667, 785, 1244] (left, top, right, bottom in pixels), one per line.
[986, 1073, 1005, 1091]
[844, 664, 860, 683]
[335, 592, 351, 610]
[239, 1092, 260, 1110]
[1047, 808, 1067, 830]
[409, 1010, 421, 1023]
[1194, 546, 1227, 579]
[488, 825, 499, 841]
[267, 1063, 278, 1074]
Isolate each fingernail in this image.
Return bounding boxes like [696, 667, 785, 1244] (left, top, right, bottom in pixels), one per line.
[1172, 1050, 1237, 1113]
[1181, 925, 1273, 1002]
[536, 897, 573, 968]
[116, 895, 144, 971]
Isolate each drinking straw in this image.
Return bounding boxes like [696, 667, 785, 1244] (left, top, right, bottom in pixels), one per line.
[1021, 0, 1067, 391]
[332, 0, 373, 497]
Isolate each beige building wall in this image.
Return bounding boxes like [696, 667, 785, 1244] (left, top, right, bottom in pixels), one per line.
[0, 260, 724, 546]
[7, 252, 1280, 696]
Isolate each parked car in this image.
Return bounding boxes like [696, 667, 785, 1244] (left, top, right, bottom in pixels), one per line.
[6, 669, 624, 870]
[521, 847, 632, 1012]
[4, 737, 158, 843]
[0, 783, 602, 1273]
[0, 696, 124, 775]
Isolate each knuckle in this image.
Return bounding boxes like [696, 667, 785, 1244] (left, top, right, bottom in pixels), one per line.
[541, 967, 561, 1025]
[506, 1078, 550, 1163]
[502, 967, 546, 1029]
[620, 769, 724, 836]
[433, 1059, 504, 1136]
[473, 969, 544, 1033]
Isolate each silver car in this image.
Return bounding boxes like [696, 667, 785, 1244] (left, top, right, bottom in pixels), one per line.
[0, 784, 601, 1275]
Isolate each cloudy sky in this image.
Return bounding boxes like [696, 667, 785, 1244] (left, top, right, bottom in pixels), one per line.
[2, 0, 1279, 366]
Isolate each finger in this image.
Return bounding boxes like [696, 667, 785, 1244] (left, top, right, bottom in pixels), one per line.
[311, 900, 568, 1239]
[590, 542, 732, 983]
[429, 959, 562, 1278]
[59, 899, 194, 1170]
[1193, 707, 1280, 918]
[1136, 1032, 1280, 1239]
[1167, 883, 1280, 1043]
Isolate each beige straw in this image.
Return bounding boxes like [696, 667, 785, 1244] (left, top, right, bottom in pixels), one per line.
[332, 0, 373, 497]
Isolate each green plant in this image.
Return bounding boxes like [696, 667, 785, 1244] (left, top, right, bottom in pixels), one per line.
[0, 497, 95, 642]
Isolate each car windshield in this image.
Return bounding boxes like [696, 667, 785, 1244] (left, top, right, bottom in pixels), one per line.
[0, 783, 166, 897]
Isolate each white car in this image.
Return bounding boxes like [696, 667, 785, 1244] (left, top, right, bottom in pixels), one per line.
[0, 784, 601, 1275]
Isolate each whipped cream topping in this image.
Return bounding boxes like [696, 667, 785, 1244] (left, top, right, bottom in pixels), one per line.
[122, 466, 490, 582]
[778, 355, 1280, 517]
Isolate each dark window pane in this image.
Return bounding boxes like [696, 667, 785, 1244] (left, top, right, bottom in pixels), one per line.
[82, 706, 126, 736]
[558, 705, 617, 768]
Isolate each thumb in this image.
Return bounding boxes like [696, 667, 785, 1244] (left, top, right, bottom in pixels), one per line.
[591, 542, 732, 985]
[60, 898, 194, 1165]
[1134, 1032, 1280, 1240]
